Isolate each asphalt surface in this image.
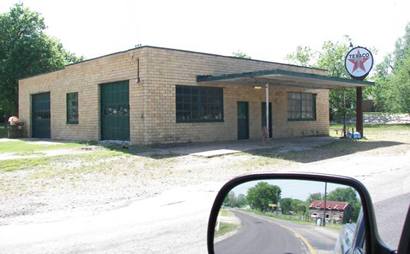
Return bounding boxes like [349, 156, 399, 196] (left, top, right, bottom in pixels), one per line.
[374, 192, 410, 249]
[215, 211, 310, 254]
[266, 216, 337, 252]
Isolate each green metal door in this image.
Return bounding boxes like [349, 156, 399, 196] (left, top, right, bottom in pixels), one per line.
[31, 92, 51, 138]
[237, 101, 249, 140]
[100, 81, 130, 141]
[261, 102, 272, 138]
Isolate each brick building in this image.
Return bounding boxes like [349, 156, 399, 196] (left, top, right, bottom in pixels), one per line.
[18, 46, 372, 145]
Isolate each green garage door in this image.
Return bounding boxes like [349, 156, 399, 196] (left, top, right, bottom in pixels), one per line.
[100, 81, 130, 141]
[32, 92, 51, 138]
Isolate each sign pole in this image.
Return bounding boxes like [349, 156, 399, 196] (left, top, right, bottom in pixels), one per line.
[344, 46, 374, 139]
[356, 87, 363, 137]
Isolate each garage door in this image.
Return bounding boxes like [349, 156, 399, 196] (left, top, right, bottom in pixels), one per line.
[100, 81, 130, 141]
[31, 92, 51, 138]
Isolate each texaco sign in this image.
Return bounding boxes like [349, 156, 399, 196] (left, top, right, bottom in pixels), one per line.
[344, 46, 374, 80]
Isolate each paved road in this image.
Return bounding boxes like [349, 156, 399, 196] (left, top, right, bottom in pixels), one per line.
[215, 211, 309, 254]
[374, 192, 410, 249]
[267, 216, 337, 253]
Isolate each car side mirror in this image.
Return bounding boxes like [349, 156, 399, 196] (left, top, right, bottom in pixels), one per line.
[207, 173, 394, 254]
[397, 205, 410, 254]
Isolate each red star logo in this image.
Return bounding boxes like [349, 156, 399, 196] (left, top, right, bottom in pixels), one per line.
[348, 50, 369, 72]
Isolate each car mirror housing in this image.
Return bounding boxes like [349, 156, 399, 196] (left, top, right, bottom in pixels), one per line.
[207, 173, 394, 254]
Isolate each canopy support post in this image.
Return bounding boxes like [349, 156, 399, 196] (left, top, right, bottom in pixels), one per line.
[265, 83, 270, 139]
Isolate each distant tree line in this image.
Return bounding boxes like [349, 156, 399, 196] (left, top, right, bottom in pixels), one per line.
[223, 181, 360, 221]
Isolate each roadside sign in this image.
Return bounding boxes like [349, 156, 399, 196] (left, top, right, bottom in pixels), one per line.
[344, 46, 374, 80]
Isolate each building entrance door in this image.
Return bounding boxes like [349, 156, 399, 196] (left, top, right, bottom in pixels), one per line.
[32, 92, 51, 138]
[237, 101, 249, 140]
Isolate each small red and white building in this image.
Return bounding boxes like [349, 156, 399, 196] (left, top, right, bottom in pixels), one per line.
[309, 200, 353, 224]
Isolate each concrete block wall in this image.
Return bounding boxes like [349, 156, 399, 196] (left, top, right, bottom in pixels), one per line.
[143, 47, 329, 144]
[19, 48, 146, 143]
[19, 46, 329, 145]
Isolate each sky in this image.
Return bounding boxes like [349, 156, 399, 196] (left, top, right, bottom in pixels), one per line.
[1, 0, 409, 66]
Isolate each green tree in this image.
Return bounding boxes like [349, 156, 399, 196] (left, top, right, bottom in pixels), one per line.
[223, 191, 237, 207]
[373, 23, 410, 113]
[384, 48, 410, 112]
[280, 198, 307, 215]
[286, 46, 314, 67]
[307, 192, 323, 203]
[291, 199, 307, 215]
[246, 182, 281, 212]
[223, 192, 247, 208]
[327, 187, 357, 203]
[280, 198, 293, 215]
[0, 4, 82, 115]
[232, 50, 251, 59]
[236, 194, 247, 208]
[286, 37, 357, 122]
[367, 54, 394, 111]
[365, 23, 410, 112]
[316, 38, 357, 122]
[392, 23, 410, 70]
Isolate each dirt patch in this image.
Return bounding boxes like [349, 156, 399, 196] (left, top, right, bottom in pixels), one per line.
[0, 126, 409, 226]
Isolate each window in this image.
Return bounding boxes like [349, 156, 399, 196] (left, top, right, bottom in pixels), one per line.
[66, 92, 79, 124]
[176, 85, 223, 122]
[287, 92, 316, 121]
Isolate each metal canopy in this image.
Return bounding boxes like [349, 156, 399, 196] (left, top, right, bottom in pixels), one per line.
[197, 69, 373, 89]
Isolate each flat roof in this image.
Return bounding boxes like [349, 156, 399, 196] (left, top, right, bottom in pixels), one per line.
[20, 45, 326, 81]
[197, 69, 373, 89]
[65, 45, 327, 71]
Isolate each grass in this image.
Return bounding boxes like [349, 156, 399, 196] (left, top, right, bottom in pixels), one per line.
[330, 123, 410, 139]
[0, 148, 126, 173]
[215, 222, 240, 237]
[246, 208, 312, 225]
[330, 123, 410, 131]
[0, 157, 51, 172]
[219, 209, 234, 217]
[2, 123, 407, 173]
[1, 123, 409, 184]
[215, 208, 241, 237]
[0, 140, 85, 154]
